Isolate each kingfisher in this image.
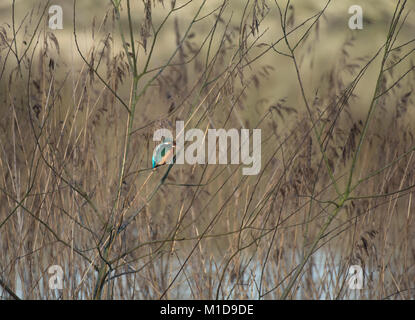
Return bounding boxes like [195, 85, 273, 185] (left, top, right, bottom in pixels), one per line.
[152, 139, 176, 168]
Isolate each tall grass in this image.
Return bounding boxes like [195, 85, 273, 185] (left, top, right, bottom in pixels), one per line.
[0, 0, 414, 299]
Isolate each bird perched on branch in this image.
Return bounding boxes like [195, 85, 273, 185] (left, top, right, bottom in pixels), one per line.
[152, 139, 176, 168]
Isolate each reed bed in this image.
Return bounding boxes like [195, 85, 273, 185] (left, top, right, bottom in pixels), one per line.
[0, 0, 414, 299]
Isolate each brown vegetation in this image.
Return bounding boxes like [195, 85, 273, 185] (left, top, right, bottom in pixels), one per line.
[0, 0, 414, 299]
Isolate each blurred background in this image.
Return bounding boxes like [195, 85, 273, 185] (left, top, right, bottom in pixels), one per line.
[1, 0, 414, 117]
